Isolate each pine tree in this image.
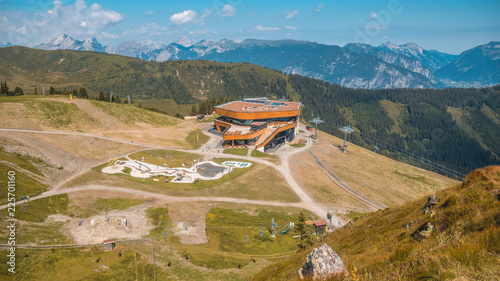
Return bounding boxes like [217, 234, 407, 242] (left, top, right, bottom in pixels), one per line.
[98, 91, 105, 101]
[34, 86, 38, 95]
[79, 88, 88, 98]
[295, 211, 315, 251]
[0, 81, 8, 96]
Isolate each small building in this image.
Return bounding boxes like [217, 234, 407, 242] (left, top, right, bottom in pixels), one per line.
[313, 220, 328, 234]
[103, 239, 115, 251]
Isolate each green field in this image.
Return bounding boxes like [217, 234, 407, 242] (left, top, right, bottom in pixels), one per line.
[94, 198, 144, 212]
[223, 148, 248, 156]
[0, 149, 46, 176]
[0, 163, 47, 205]
[185, 129, 210, 149]
[179, 207, 319, 269]
[250, 149, 280, 164]
[147, 205, 318, 271]
[0, 245, 162, 280]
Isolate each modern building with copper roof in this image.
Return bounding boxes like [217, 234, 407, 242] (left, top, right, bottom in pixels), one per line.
[213, 98, 301, 152]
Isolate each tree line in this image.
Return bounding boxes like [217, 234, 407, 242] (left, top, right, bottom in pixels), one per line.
[289, 74, 500, 176]
[0, 81, 90, 98]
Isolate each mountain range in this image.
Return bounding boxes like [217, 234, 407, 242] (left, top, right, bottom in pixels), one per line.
[14, 34, 500, 89]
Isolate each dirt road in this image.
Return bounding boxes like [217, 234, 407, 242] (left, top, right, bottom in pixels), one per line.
[0, 127, 344, 225]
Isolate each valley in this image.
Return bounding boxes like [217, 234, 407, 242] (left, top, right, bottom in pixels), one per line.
[0, 96, 461, 280]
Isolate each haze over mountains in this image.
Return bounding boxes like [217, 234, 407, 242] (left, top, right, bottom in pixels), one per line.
[22, 34, 500, 89]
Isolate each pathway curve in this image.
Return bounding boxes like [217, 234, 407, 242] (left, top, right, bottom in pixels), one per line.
[0, 126, 343, 224]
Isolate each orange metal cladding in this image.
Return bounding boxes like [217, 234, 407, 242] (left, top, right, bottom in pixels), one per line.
[214, 107, 300, 120]
[256, 122, 297, 148]
[214, 119, 230, 131]
[223, 128, 266, 141]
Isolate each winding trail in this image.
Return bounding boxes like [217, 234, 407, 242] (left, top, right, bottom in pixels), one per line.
[0, 126, 343, 224]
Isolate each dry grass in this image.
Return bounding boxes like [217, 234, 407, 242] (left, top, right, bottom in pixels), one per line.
[0, 97, 205, 149]
[291, 130, 458, 211]
[253, 165, 500, 280]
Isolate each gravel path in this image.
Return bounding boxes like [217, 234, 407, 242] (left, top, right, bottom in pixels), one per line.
[0, 126, 344, 225]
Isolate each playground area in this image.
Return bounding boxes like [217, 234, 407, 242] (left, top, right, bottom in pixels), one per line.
[102, 157, 252, 183]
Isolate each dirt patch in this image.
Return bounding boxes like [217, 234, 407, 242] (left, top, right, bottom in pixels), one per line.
[45, 214, 72, 223]
[167, 202, 211, 244]
[66, 203, 153, 243]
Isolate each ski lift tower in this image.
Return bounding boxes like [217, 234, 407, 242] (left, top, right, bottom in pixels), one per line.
[340, 125, 354, 153]
[327, 212, 333, 232]
[309, 117, 324, 140]
[271, 218, 278, 237]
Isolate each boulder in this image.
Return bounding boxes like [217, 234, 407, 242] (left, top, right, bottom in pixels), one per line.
[299, 243, 348, 280]
[423, 195, 438, 214]
[411, 222, 434, 241]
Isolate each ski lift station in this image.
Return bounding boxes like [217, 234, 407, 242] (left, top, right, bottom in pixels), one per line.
[213, 98, 301, 152]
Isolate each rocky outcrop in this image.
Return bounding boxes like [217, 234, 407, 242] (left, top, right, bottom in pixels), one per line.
[299, 243, 348, 280]
[422, 195, 437, 214]
[411, 222, 434, 241]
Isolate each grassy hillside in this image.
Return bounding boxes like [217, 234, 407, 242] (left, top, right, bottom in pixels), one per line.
[291, 130, 458, 213]
[253, 165, 500, 280]
[0, 96, 206, 152]
[0, 46, 293, 105]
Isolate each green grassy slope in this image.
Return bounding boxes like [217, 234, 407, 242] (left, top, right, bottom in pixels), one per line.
[253, 165, 500, 280]
[0, 46, 293, 105]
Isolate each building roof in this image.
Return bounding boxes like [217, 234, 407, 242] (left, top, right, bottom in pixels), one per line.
[215, 98, 301, 113]
[313, 220, 328, 227]
[103, 239, 115, 244]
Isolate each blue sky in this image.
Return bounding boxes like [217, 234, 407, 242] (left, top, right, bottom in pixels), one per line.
[1, 0, 499, 54]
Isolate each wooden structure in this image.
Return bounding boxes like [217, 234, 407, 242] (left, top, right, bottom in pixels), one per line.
[214, 98, 301, 152]
[103, 239, 115, 251]
[313, 220, 328, 234]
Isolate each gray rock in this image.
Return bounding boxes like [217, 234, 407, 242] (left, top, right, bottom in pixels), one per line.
[299, 243, 348, 280]
[423, 195, 437, 214]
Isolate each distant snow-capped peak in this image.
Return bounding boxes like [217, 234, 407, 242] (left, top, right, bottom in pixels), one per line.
[174, 36, 193, 48]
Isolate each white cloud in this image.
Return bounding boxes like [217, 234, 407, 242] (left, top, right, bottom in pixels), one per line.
[170, 10, 198, 25]
[286, 25, 298, 31]
[284, 10, 299, 19]
[309, 3, 324, 16]
[368, 12, 378, 20]
[1, 0, 124, 44]
[252, 25, 280, 32]
[144, 10, 154, 15]
[222, 4, 236, 17]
